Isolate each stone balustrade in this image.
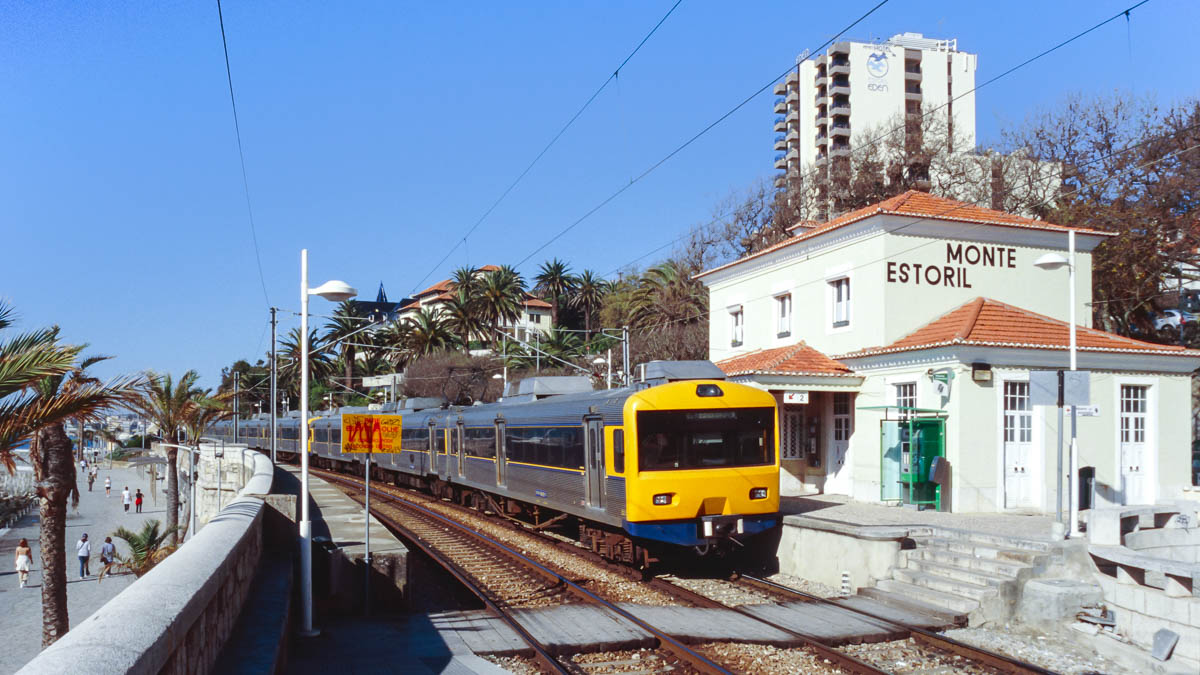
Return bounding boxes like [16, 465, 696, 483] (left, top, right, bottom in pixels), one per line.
[18, 449, 278, 675]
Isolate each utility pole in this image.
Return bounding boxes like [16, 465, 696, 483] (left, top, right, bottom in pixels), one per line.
[622, 325, 631, 386]
[233, 371, 240, 444]
[270, 307, 278, 464]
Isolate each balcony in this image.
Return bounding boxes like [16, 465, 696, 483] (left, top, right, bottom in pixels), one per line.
[774, 97, 787, 114]
[774, 134, 787, 151]
[786, 109, 800, 124]
[831, 121, 851, 137]
[786, 89, 799, 105]
[830, 80, 851, 96]
[786, 128, 800, 143]
[830, 144, 851, 157]
[905, 62, 922, 80]
[814, 88, 827, 105]
[786, 148, 800, 163]
[786, 69, 800, 85]
[774, 116, 787, 133]
[814, 133, 828, 147]
[773, 82, 786, 96]
[774, 153, 787, 170]
[774, 174, 787, 188]
[815, 153, 828, 165]
[814, 73, 827, 88]
[829, 62, 851, 76]
[905, 85, 922, 101]
[816, 105, 827, 120]
[830, 100, 851, 114]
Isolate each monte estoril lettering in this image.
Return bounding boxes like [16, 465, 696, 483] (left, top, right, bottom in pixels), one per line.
[885, 243, 1017, 288]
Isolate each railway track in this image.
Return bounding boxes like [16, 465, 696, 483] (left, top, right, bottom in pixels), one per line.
[312, 466, 1056, 675]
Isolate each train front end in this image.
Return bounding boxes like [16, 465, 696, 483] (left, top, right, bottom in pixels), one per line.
[622, 378, 779, 553]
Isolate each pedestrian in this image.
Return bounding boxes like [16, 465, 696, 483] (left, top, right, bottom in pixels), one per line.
[105, 476, 111, 497]
[14, 538, 31, 588]
[87, 471, 95, 492]
[134, 489, 143, 514]
[76, 533, 91, 579]
[99, 537, 116, 570]
[122, 487, 131, 512]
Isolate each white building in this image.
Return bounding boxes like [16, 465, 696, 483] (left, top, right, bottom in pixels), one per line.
[698, 190, 1200, 514]
[399, 265, 552, 343]
[774, 32, 977, 183]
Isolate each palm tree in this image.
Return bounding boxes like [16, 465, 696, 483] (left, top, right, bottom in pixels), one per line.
[477, 268, 525, 347]
[124, 371, 203, 548]
[442, 289, 484, 354]
[277, 327, 334, 402]
[534, 258, 577, 326]
[406, 307, 458, 356]
[99, 520, 179, 581]
[630, 260, 707, 327]
[179, 394, 233, 539]
[571, 269, 607, 342]
[540, 327, 583, 360]
[376, 320, 414, 371]
[450, 265, 479, 296]
[323, 300, 365, 404]
[0, 307, 142, 646]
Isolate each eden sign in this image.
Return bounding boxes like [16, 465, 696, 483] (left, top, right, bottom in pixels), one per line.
[886, 243, 1018, 288]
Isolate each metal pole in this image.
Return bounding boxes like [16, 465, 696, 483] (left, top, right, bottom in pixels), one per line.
[270, 307, 278, 464]
[1068, 229, 1080, 537]
[234, 371, 240, 444]
[364, 448, 371, 617]
[1056, 370, 1064, 528]
[189, 447, 197, 539]
[622, 325, 630, 386]
[217, 441, 223, 512]
[606, 347, 612, 389]
[300, 249, 318, 637]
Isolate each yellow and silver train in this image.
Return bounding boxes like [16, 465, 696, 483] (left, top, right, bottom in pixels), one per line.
[214, 360, 779, 565]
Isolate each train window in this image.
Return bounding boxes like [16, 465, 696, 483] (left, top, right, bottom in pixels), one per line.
[637, 408, 775, 471]
[612, 429, 625, 474]
[400, 428, 429, 451]
[464, 427, 496, 459]
[505, 427, 584, 470]
[331, 428, 341, 443]
[315, 428, 328, 443]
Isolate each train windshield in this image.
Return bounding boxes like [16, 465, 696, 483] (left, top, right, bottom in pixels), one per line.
[637, 408, 774, 471]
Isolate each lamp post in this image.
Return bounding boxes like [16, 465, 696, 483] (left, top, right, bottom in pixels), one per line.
[299, 249, 357, 637]
[1034, 230, 1079, 536]
[592, 356, 609, 389]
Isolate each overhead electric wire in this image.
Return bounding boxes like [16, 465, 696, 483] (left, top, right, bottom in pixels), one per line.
[409, 0, 687, 294]
[215, 0, 270, 308]
[514, 0, 892, 268]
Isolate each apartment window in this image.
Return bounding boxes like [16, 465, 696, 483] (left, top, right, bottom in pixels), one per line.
[530, 313, 542, 324]
[775, 294, 792, 338]
[730, 308, 744, 347]
[830, 277, 851, 328]
[895, 383, 917, 410]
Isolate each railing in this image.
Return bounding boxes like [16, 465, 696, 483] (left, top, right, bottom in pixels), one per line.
[773, 96, 786, 107]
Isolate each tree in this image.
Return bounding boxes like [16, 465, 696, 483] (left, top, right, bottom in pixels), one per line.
[99, 520, 179, 581]
[450, 265, 479, 296]
[534, 258, 577, 326]
[477, 268, 525, 347]
[406, 306, 458, 356]
[124, 371, 203, 548]
[1003, 93, 1200, 336]
[441, 289, 484, 354]
[571, 269, 607, 342]
[323, 300, 366, 404]
[180, 393, 233, 539]
[375, 319, 414, 371]
[277, 327, 333, 403]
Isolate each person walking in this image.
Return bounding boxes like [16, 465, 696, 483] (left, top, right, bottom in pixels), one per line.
[76, 533, 91, 579]
[87, 470, 95, 492]
[134, 489, 143, 514]
[105, 476, 111, 497]
[14, 538, 31, 588]
[122, 486, 131, 513]
[99, 537, 116, 571]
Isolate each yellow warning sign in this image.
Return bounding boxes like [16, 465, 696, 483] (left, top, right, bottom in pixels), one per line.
[341, 414, 402, 453]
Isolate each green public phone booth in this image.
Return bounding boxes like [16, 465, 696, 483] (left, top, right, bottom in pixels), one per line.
[865, 406, 947, 510]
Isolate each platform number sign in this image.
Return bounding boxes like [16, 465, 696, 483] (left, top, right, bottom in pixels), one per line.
[341, 414, 402, 453]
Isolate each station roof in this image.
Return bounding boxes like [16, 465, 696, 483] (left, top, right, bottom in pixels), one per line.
[716, 341, 856, 377]
[838, 297, 1200, 359]
[695, 190, 1114, 280]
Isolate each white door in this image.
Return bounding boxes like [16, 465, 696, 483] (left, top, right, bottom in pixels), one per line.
[826, 393, 853, 494]
[1120, 385, 1149, 505]
[1003, 381, 1035, 509]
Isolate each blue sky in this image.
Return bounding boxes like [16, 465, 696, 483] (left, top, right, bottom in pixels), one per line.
[2, 0, 1197, 388]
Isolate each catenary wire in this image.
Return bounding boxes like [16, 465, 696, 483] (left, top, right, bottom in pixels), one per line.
[215, 0, 270, 308]
[515, 0, 892, 268]
[409, 0, 687, 295]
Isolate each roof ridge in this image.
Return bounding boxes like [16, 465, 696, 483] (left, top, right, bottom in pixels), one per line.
[955, 297, 988, 341]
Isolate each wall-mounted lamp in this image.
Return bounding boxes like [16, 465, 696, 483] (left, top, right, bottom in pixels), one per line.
[971, 363, 992, 383]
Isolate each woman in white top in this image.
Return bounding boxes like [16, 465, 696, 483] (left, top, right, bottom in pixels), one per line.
[14, 538, 31, 588]
[105, 476, 111, 497]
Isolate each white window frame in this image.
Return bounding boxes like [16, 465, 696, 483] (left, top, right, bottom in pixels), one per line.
[729, 306, 744, 348]
[775, 293, 792, 339]
[826, 272, 852, 333]
[893, 382, 917, 410]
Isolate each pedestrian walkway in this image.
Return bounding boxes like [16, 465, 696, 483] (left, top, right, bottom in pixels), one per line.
[0, 461, 171, 674]
[782, 493, 1058, 539]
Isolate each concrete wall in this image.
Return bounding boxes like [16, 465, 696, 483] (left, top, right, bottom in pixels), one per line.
[19, 451, 277, 675]
[776, 515, 911, 591]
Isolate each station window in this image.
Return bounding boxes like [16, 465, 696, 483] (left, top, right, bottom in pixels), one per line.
[894, 382, 916, 410]
[530, 313, 542, 324]
[730, 307, 744, 347]
[775, 294, 792, 338]
[829, 277, 851, 328]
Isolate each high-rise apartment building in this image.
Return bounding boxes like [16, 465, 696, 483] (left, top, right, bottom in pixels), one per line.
[773, 33, 978, 186]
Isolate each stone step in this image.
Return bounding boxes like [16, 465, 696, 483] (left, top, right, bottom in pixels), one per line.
[852, 588, 968, 628]
[904, 547, 1030, 579]
[874, 579, 980, 615]
[892, 568, 999, 602]
[917, 536, 1049, 565]
[905, 557, 1018, 589]
[918, 529, 1054, 553]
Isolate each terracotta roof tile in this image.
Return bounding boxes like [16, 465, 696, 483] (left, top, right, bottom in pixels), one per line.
[523, 297, 552, 308]
[717, 342, 856, 377]
[696, 190, 1114, 280]
[839, 298, 1200, 358]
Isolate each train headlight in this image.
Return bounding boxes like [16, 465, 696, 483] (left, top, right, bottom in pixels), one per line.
[653, 493, 673, 506]
[749, 487, 768, 500]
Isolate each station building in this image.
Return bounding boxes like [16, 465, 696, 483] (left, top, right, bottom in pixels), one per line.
[697, 190, 1200, 513]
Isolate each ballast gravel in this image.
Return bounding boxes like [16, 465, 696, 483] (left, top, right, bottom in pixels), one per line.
[944, 624, 1130, 674]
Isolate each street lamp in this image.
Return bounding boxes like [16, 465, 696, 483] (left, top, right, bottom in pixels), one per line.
[1034, 230, 1079, 536]
[299, 249, 356, 637]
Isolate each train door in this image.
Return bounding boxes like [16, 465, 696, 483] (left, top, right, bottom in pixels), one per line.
[495, 419, 507, 487]
[456, 420, 465, 478]
[426, 420, 437, 476]
[438, 421, 451, 480]
[585, 418, 605, 509]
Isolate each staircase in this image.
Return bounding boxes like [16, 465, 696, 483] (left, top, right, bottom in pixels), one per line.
[872, 530, 1056, 625]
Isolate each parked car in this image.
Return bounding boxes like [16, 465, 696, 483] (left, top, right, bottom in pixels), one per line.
[1152, 309, 1198, 331]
